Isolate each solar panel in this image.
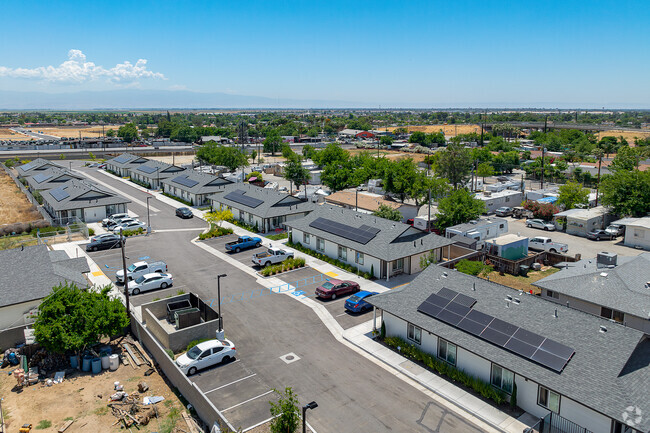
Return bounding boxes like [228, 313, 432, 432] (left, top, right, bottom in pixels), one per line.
[113, 155, 132, 164]
[466, 309, 495, 326]
[50, 187, 70, 202]
[538, 338, 575, 360]
[308, 217, 379, 245]
[513, 328, 545, 347]
[138, 165, 159, 174]
[457, 317, 488, 335]
[435, 308, 464, 326]
[488, 318, 519, 337]
[20, 161, 37, 172]
[453, 293, 477, 309]
[172, 176, 199, 188]
[504, 338, 538, 358]
[530, 349, 568, 372]
[445, 301, 471, 317]
[437, 287, 458, 300]
[424, 293, 450, 308]
[417, 302, 442, 319]
[480, 327, 511, 347]
[358, 224, 380, 235]
[33, 173, 53, 183]
[224, 191, 263, 208]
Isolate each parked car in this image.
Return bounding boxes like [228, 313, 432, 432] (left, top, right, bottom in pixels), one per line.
[344, 291, 378, 313]
[86, 234, 125, 252]
[495, 206, 514, 217]
[112, 220, 147, 233]
[106, 217, 136, 229]
[315, 279, 360, 300]
[116, 260, 168, 283]
[526, 219, 556, 231]
[587, 229, 615, 241]
[102, 213, 129, 227]
[176, 339, 237, 376]
[226, 236, 262, 253]
[175, 207, 193, 219]
[605, 224, 625, 237]
[128, 272, 173, 295]
[91, 233, 119, 242]
[528, 237, 569, 253]
[252, 247, 294, 267]
[513, 207, 533, 219]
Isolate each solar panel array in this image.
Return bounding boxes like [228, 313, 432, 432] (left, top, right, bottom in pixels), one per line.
[20, 161, 37, 172]
[309, 217, 381, 245]
[138, 165, 159, 174]
[224, 190, 263, 208]
[417, 288, 575, 372]
[113, 155, 133, 164]
[32, 173, 53, 183]
[172, 175, 199, 188]
[50, 187, 70, 202]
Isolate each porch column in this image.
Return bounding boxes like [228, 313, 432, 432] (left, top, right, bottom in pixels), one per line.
[372, 307, 377, 332]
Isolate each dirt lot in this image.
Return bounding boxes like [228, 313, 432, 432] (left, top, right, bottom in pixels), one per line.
[596, 129, 650, 144]
[480, 266, 559, 295]
[348, 148, 430, 164]
[36, 126, 122, 139]
[0, 340, 191, 433]
[0, 170, 43, 226]
[386, 124, 481, 137]
[0, 128, 34, 140]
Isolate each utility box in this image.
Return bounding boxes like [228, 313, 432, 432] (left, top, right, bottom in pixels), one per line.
[487, 234, 529, 261]
[175, 308, 201, 330]
[167, 299, 192, 323]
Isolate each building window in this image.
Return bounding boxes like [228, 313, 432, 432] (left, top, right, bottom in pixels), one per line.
[546, 290, 559, 299]
[316, 237, 325, 252]
[407, 323, 421, 344]
[505, 197, 510, 202]
[601, 307, 625, 323]
[538, 386, 560, 413]
[491, 364, 514, 394]
[612, 420, 639, 433]
[303, 233, 310, 244]
[249, 213, 254, 223]
[392, 258, 404, 271]
[355, 251, 364, 265]
[338, 245, 347, 261]
[499, 224, 505, 229]
[438, 339, 456, 365]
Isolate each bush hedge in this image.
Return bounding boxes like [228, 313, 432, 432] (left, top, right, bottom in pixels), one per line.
[129, 177, 152, 189]
[455, 259, 492, 276]
[384, 336, 506, 405]
[287, 241, 373, 280]
[88, 228, 95, 236]
[230, 219, 259, 232]
[121, 227, 145, 237]
[260, 257, 306, 277]
[198, 226, 233, 240]
[162, 192, 193, 206]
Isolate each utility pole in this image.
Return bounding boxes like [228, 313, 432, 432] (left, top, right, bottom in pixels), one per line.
[595, 152, 602, 207]
[541, 115, 548, 190]
[216, 274, 227, 338]
[121, 237, 130, 318]
[427, 188, 431, 232]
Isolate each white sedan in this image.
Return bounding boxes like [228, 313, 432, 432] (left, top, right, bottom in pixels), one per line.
[176, 339, 237, 376]
[112, 220, 147, 233]
[526, 218, 556, 231]
[128, 272, 173, 295]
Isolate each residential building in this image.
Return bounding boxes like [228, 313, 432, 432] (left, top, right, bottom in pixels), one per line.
[369, 265, 650, 433]
[337, 129, 363, 139]
[160, 170, 232, 206]
[325, 189, 419, 221]
[553, 206, 613, 237]
[40, 179, 130, 223]
[475, 190, 524, 214]
[105, 153, 149, 177]
[285, 206, 454, 279]
[0, 245, 89, 331]
[16, 158, 65, 177]
[534, 252, 650, 334]
[130, 160, 185, 189]
[612, 216, 650, 250]
[209, 183, 316, 233]
[486, 234, 529, 260]
[445, 218, 508, 249]
[24, 167, 85, 192]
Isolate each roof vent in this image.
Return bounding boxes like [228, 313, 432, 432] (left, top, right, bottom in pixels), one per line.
[505, 301, 510, 308]
[442, 272, 448, 278]
[472, 282, 476, 291]
[645, 282, 650, 290]
[553, 309, 558, 318]
[600, 272, 608, 277]
[513, 298, 520, 304]
[506, 295, 513, 301]
[599, 325, 607, 333]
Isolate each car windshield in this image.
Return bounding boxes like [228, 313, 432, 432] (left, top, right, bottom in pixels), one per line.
[127, 264, 137, 272]
[135, 276, 145, 284]
[321, 282, 334, 289]
[348, 296, 360, 303]
[186, 346, 202, 360]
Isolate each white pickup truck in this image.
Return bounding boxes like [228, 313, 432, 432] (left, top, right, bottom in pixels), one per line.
[252, 247, 294, 267]
[116, 260, 168, 283]
[528, 237, 569, 254]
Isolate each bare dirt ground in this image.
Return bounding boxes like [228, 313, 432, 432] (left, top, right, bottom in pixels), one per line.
[385, 124, 481, 137]
[348, 148, 430, 163]
[0, 341, 190, 433]
[36, 126, 122, 139]
[596, 129, 650, 144]
[0, 128, 34, 140]
[0, 170, 42, 225]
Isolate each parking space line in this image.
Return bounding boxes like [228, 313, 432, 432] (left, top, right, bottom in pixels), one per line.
[221, 390, 274, 413]
[335, 312, 348, 317]
[203, 373, 257, 394]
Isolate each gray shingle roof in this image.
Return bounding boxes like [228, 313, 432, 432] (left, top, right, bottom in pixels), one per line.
[209, 183, 316, 219]
[285, 205, 453, 262]
[368, 265, 649, 431]
[25, 167, 86, 190]
[533, 253, 650, 319]
[40, 179, 130, 211]
[16, 158, 65, 176]
[134, 160, 185, 179]
[0, 245, 90, 307]
[160, 169, 232, 195]
[447, 217, 507, 234]
[106, 153, 148, 169]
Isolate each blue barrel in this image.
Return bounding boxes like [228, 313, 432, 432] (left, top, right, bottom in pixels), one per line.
[91, 358, 102, 374]
[82, 355, 93, 372]
[70, 355, 79, 369]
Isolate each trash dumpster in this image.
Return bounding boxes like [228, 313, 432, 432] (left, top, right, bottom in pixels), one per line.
[519, 265, 530, 277]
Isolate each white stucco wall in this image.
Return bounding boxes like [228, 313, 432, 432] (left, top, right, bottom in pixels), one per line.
[0, 300, 41, 330]
[559, 396, 612, 433]
[83, 205, 107, 223]
[623, 225, 650, 250]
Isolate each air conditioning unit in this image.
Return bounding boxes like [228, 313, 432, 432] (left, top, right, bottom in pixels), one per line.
[597, 252, 617, 267]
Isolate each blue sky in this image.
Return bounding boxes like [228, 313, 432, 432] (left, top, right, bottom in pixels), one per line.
[0, 0, 648, 107]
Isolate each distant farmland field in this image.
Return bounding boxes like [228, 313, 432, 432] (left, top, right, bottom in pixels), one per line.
[385, 124, 481, 137]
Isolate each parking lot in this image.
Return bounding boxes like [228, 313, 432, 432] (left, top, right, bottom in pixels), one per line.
[77, 164, 491, 432]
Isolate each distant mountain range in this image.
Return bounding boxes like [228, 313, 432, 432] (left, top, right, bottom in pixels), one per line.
[0, 89, 363, 110]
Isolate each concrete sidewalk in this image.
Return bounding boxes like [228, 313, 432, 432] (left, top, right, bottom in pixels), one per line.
[342, 321, 537, 433]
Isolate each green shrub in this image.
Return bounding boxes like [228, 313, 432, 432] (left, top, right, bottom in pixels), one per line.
[88, 228, 95, 236]
[186, 338, 211, 352]
[4, 159, 15, 168]
[231, 219, 259, 232]
[165, 349, 174, 359]
[198, 226, 234, 240]
[383, 336, 506, 406]
[380, 321, 386, 339]
[36, 420, 52, 429]
[260, 256, 306, 276]
[121, 227, 145, 237]
[266, 232, 288, 241]
[455, 259, 492, 276]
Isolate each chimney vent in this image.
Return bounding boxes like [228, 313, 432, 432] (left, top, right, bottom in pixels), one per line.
[599, 325, 607, 333]
[554, 309, 558, 318]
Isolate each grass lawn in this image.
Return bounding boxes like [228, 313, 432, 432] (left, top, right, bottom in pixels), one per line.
[480, 266, 559, 295]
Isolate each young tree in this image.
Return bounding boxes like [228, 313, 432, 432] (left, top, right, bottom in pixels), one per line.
[269, 387, 301, 433]
[284, 159, 311, 192]
[557, 180, 589, 210]
[426, 131, 446, 147]
[434, 143, 472, 189]
[196, 142, 249, 172]
[609, 145, 643, 172]
[476, 162, 495, 182]
[205, 208, 233, 227]
[250, 150, 258, 163]
[106, 129, 116, 137]
[436, 189, 485, 229]
[263, 130, 283, 156]
[33, 283, 129, 355]
[379, 135, 394, 147]
[372, 204, 403, 222]
[302, 144, 316, 160]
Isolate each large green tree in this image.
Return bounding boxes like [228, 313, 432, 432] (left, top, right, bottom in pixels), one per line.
[408, 131, 427, 145]
[372, 204, 403, 222]
[196, 142, 249, 172]
[434, 143, 472, 189]
[600, 170, 650, 216]
[263, 131, 283, 156]
[557, 180, 589, 210]
[436, 189, 486, 229]
[117, 123, 138, 143]
[476, 162, 495, 181]
[284, 159, 311, 192]
[34, 283, 129, 354]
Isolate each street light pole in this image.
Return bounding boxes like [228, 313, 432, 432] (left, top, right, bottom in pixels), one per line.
[302, 401, 318, 433]
[121, 236, 130, 318]
[146, 196, 151, 235]
[217, 274, 227, 337]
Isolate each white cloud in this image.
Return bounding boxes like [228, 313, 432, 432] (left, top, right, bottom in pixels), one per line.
[0, 49, 166, 84]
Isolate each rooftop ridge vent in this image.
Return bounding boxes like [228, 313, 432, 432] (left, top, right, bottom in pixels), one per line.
[599, 325, 607, 333]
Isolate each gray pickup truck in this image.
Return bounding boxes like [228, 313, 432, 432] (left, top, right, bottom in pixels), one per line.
[252, 247, 294, 267]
